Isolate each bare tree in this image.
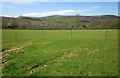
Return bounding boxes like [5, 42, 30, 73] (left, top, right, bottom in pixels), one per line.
[75, 14, 81, 30]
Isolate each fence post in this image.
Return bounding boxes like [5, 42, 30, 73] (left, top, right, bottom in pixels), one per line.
[106, 30, 108, 40]
[15, 29, 17, 41]
[71, 26, 72, 40]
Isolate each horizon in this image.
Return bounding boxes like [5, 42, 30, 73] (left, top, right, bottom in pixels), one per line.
[0, 14, 119, 18]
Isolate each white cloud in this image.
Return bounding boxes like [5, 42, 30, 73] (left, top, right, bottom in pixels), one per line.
[92, 6, 100, 9]
[0, 14, 18, 18]
[22, 6, 100, 17]
[1, 6, 101, 17]
[23, 10, 81, 17]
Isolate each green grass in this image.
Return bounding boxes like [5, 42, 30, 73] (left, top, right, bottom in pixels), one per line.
[2, 29, 118, 76]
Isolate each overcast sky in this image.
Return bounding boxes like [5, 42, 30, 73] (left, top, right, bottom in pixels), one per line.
[1, 2, 118, 17]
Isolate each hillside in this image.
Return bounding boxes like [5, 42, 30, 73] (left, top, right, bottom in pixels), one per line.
[1, 15, 119, 30]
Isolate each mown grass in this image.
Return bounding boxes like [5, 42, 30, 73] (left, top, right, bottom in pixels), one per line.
[2, 29, 118, 76]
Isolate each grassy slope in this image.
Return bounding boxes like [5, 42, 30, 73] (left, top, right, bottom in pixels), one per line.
[2, 29, 118, 76]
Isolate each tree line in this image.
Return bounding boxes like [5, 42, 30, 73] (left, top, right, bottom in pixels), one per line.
[1, 15, 119, 30]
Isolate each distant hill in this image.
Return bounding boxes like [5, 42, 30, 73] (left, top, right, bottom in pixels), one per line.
[1, 15, 119, 30]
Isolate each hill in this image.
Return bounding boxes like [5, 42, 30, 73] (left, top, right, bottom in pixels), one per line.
[1, 15, 119, 30]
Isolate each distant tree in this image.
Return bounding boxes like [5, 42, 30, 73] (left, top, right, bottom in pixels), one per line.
[118, 19, 120, 29]
[101, 19, 108, 29]
[75, 14, 81, 30]
[101, 19, 113, 29]
[83, 25, 86, 29]
[101, 19, 109, 40]
[90, 21, 96, 29]
[12, 19, 19, 29]
[42, 21, 48, 39]
[6, 18, 18, 29]
[111, 19, 118, 29]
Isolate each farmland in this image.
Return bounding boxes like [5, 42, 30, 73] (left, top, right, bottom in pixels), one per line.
[2, 29, 118, 76]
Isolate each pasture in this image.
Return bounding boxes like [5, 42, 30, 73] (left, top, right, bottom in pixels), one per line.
[2, 29, 118, 76]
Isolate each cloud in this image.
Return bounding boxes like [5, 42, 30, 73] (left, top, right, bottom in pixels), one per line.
[0, 14, 18, 18]
[23, 10, 81, 17]
[92, 6, 100, 9]
[22, 6, 100, 17]
[78, 6, 100, 13]
[1, 6, 101, 17]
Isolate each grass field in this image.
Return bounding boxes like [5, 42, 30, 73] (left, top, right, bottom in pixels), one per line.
[2, 29, 118, 76]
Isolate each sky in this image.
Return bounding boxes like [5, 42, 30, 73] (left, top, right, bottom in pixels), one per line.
[1, 2, 118, 17]
[1, 0, 120, 2]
